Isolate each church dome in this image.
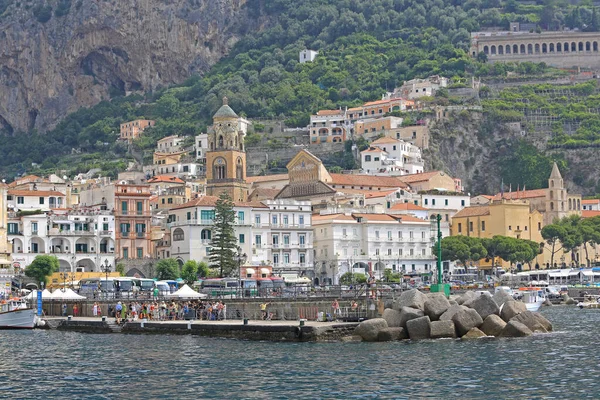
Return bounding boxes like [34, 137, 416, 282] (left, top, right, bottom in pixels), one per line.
[213, 97, 238, 119]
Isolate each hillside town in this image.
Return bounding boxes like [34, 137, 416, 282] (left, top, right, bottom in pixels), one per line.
[1, 92, 598, 297]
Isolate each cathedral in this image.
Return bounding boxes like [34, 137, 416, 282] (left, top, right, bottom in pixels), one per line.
[205, 98, 249, 202]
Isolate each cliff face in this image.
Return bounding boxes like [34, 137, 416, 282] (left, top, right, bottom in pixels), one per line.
[0, 0, 254, 133]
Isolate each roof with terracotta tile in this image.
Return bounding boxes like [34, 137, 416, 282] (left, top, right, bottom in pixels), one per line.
[395, 214, 429, 223]
[582, 199, 600, 204]
[312, 213, 356, 222]
[330, 174, 408, 188]
[249, 188, 281, 200]
[316, 109, 344, 116]
[246, 174, 289, 183]
[397, 171, 443, 183]
[8, 190, 65, 197]
[147, 176, 185, 184]
[582, 210, 600, 218]
[389, 203, 428, 211]
[492, 189, 547, 200]
[371, 137, 402, 145]
[360, 147, 385, 153]
[452, 206, 491, 218]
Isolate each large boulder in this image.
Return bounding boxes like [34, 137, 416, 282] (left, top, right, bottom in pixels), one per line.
[511, 311, 552, 333]
[499, 320, 533, 337]
[565, 296, 577, 305]
[377, 327, 407, 342]
[451, 308, 484, 337]
[384, 299, 394, 310]
[398, 307, 424, 329]
[480, 314, 507, 337]
[394, 289, 427, 311]
[462, 327, 487, 339]
[440, 304, 468, 321]
[406, 316, 431, 340]
[500, 301, 527, 322]
[492, 290, 514, 308]
[382, 308, 402, 328]
[430, 320, 456, 339]
[464, 292, 500, 320]
[456, 291, 477, 305]
[424, 293, 451, 321]
[354, 318, 388, 342]
[340, 335, 363, 342]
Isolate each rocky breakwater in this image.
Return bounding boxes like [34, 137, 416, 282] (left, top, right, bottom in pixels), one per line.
[352, 289, 553, 342]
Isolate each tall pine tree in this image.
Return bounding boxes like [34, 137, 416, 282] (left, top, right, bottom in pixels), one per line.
[209, 192, 238, 277]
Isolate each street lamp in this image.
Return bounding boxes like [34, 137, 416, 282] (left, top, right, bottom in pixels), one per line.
[59, 271, 74, 293]
[429, 213, 449, 296]
[235, 247, 247, 298]
[101, 259, 111, 299]
[560, 254, 566, 268]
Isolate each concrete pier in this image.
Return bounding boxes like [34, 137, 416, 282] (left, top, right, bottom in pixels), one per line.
[45, 317, 359, 342]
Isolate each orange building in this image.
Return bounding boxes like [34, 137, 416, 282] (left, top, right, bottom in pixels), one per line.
[114, 184, 153, 260]
[120, 119, 155, 141]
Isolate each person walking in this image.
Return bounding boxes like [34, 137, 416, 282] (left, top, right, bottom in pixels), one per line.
[61, 303, 67, 317]
[260, 302, 269, 320]
[115, 301, 123, 324]
[331, 299, 341, 320]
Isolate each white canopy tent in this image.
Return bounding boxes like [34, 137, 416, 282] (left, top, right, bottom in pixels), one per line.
[23, 289, 53, 300]
[50, 288, 86, 300]
[167, 284, 207, 299]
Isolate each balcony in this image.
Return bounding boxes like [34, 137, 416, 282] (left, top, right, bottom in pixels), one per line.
[31, 231, 39, 236]
[272, 243, 279, 249]
[99, 230, 113, 236]
[283, 243, 290, 248]
[136, 232, 146, 238]
[299, 243, 305, 248]
[122, 232, 130, 238]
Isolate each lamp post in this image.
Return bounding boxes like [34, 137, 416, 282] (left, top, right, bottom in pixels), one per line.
[101, 259, 111, 299]
[235, 247, 247, 298]
[59, 271, 73, 293]
[560, 254, 566, 269]
[429, 214, 449, 297]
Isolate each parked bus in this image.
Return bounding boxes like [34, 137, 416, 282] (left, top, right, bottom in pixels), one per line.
[138, 278, 156, 293]
[240, 278, 258, 297]
[200, 278, 238, 298]
[271, 277, 285, 296]
[257, 278, 274, 297]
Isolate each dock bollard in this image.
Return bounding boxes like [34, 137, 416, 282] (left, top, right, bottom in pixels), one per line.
[299, 319, 306, 327]
[187, 321, 191, 330]
[67, 315, 72, 321]
[101, 316, 106, 322]
[243, 318, 249, 325]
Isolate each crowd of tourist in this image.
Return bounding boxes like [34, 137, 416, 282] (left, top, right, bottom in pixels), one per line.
[92, 300, 228, 323]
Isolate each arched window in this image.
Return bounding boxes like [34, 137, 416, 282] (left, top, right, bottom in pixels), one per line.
[565, 42, 570, 52]
[213, 158, 227, 180]
[550, 191, 553, 199]
[594, 42, 598, 52]
[498, 45, 503, 55]
[528, 44, 533, 54]
[557, 42, 562, 52]
[550, 202, 554, 211]
[483, 45, 489, 54]
[542, 43, 547, 53]
[236, 157, 243, 180]
[586, 41, 591, 51]
[534, 43, 540, 53]
[551, 180, 554, 188]
[513, 44, 518, 54]
[549, 43, 554, 53]
[491, 45, 497, 55]
[568, 198, 572, 210]
[520, 44, 526, 54]
[218, 135, 224, 148]
[173, 228, 184, 241]
[578, 42, 583, 51]
[235, 136, 238, 148]
[505, 44, 510, 54]
[577, 199, 581, 210]
[201, 229, 211, 240]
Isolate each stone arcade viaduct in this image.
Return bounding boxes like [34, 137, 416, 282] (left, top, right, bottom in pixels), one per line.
[470, 30, 600, 68]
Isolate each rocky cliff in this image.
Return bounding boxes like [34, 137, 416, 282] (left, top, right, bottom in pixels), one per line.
[0, 0, 256, 133]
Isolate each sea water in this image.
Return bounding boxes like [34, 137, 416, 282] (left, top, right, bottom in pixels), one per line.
[0, 306, 597, 399]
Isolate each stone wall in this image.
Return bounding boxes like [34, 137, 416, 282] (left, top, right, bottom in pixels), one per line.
[246, 143, 346, 175]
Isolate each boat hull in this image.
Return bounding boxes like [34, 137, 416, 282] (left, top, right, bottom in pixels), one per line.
[0, 308, 37, 329]
[525, 301, 543, 312]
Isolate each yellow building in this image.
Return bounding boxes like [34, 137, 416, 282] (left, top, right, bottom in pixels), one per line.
[451, 199, 545, 270]
[205, 97, 249, 202]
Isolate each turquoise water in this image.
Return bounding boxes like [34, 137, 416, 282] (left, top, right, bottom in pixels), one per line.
[0, 306, 597, 399]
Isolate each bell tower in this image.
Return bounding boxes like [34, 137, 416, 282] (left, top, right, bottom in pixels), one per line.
[205, 97, 249, 202]
[545, 162, 566, 224]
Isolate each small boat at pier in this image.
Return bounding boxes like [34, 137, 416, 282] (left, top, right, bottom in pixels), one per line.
[517, 287, 546, 312]
[0, 298, 38, 329]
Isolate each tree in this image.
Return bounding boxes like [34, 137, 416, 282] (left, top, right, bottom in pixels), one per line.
[383, 269, 401, 283]
[155, 258, 180, 280]
[340, 272, 367, 285]
[541, 224, 567, 268]
[181, 260, 199, 284]
[440, 236, 487, 267]
[209, 193, 238, 277]
[581, 216, 600, 266]
[25, 255, 59, 285]
[115, 263, 126, 277]
[197, 261, 210, 278]
[558, 215, 584, 266]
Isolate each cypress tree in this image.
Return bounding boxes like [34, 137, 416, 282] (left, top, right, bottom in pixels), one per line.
[209, 192, 238, 277]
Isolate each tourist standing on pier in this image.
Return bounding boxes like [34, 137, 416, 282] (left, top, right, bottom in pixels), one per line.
[115, 302, 122, 324]
[332, 299, 340, 319]
[62, 303, 67, 317]
[92, 302, 98, 317]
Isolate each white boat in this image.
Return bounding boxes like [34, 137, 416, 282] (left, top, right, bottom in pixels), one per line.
[517, 287, 546, 312]
[0, 299, 38, 329]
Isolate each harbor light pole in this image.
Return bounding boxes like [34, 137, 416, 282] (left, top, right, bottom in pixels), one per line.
[235, 247, 247, 298]
[101, 259, 111, 299]
[430, 214, 450, 297]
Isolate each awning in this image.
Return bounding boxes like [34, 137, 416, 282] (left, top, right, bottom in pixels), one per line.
[246, 268, 256, 274]
[260, 268, 270, 275]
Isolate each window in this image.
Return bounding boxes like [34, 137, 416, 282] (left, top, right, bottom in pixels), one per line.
[410, 249, 414, 256]
[481, 221, 486, 231]
[299, 235, 305, 245]
[273, 254, 279, 265]
[444, 199, 448, 206]
[388, 249, 392, 256]
[538, 222, 541, 230]
[255, 215, 261, 225]
[173, 228, 184, 241]
[239, 234, 245, 244]
[123, 248, 129, 259]
[283, 215, 289, 225]
[424, 199, 428, 205]
[354, 248, 358, 256]
[135, 223, 146, 234]
[469, 221, 473, 232]
[365, 155, 371, 162]
[201, 229, 211, 240]
[103, 223, 109, 231]
[409, 231, 414, 238]
[398, 231, 403, 239]
[432, 199, 436, 206]
[272, 215, 278, 225]
[187, 212, 191, 220]
[299, 253, 305, 264]
[398, 249, 403, 256]
[525, 226, 528, 231]
[137, 248, 143, 259]
[299, 215, 304, 225]
[375, 231, 380, 239]
[353, 228, 357, 236]
[39, 197, 44, 205]
[121, 201, 127, 213]
[238, 211, 245, 222]
[137, 202, 143, 215]
[8, 223, 18, 234]
[120, 223, 130, 233]
[272, 235, 279, 245]
[461, 200, 465, 207]
[168, 198, 173, 204]
[255, 235, 261, 247]
[162, 199, 165, 204]
[375, 249, 380, 256]
[458, 223, 462, 233]
[201, 210, 215, 222]
[508, 225, 512, 231]
[342, 228, 347, 237]
[283, 253, 290, 264]
[283, 235, 290, 245]
[388, 231, 392, 240]
[17, 196, 24, 205]
[422, 248, 426, 256]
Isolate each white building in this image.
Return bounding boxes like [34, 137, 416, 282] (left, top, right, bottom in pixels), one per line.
[312, 212, 436, 285]
[7, 189, 67, 211]
[299, 49, 319, 63]
[396, 75, 448, 99]
[360, 137, 424, 176]
[157, 136, 185, 154]
[195, 133, 208, 176]
[166, 197, 314, 276]
[582, 199, 600, 211]
[418, 192, 471, 224]
[9, 209, 116, 273]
